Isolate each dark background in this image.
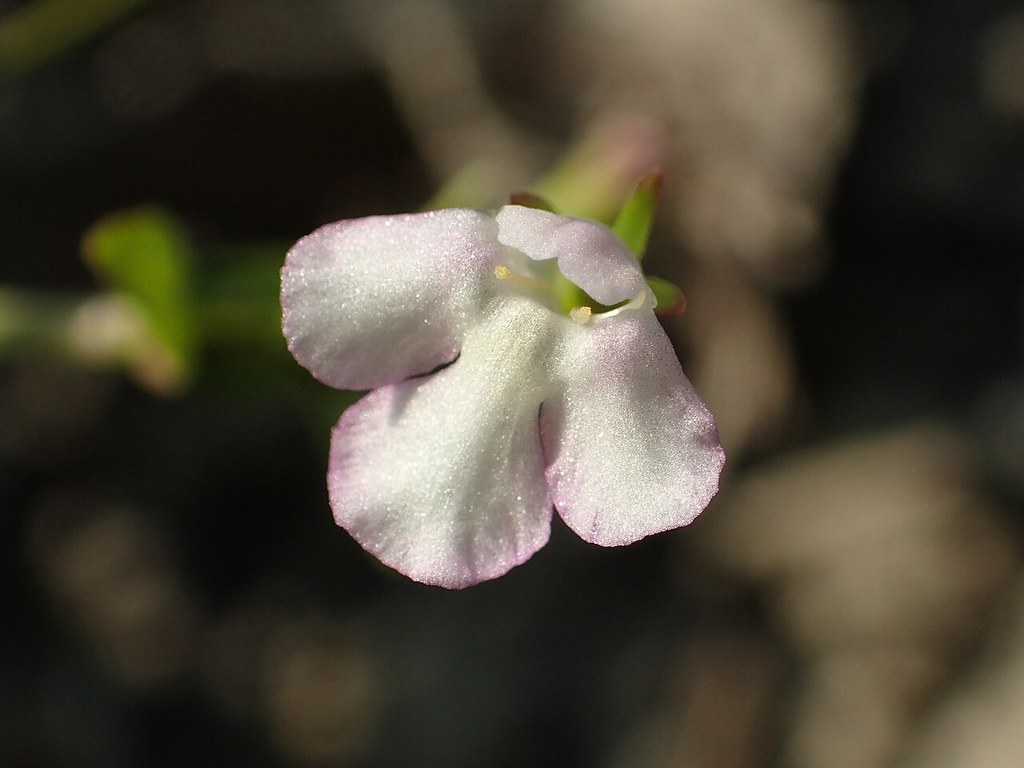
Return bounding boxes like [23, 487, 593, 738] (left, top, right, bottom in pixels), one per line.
[2, 1, 1023, 766]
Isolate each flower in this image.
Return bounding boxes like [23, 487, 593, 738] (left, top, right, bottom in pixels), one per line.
[281, 204, 724, 588]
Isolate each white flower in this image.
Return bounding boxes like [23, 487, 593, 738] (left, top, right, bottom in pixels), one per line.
[281, 204, 724, 588]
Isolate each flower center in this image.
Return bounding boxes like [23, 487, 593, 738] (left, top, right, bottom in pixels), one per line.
[493, 264, 596, 324]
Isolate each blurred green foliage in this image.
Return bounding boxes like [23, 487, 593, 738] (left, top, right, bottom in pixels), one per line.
[0, 204, 358, 439]
[0, 0, 150, 85]
[84, 209, 197, 391]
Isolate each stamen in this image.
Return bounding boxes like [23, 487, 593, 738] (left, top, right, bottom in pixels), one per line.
[569, 306, 592, 324]
[494, 264, 554, 295]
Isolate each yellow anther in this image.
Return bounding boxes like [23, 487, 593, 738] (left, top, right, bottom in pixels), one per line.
[569, 305, 592, 324]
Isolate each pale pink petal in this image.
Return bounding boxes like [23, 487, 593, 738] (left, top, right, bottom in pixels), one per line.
[328, 298, 556, 588]
[495, 205, 649, 306]
[282, 209, 501, 390]
[542, 312, 724, 546]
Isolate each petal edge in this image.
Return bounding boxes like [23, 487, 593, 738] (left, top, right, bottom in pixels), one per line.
[282, 209, 500, 390]
[328, 298, 557, 587]
[542, 312, 724, 546]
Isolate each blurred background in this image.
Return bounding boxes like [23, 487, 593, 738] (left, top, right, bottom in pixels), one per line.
[2, 0, 1024, 766]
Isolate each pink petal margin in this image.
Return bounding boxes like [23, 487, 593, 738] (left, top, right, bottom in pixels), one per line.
[541, 312, 724, 546]
[327, 298, 557, 588]
[282, 209, 501, 391]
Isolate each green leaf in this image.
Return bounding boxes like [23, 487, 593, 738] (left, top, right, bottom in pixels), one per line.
[646, 275, 687, 317]
[82, 208, 196, 391]
[612, 170, 663, 260]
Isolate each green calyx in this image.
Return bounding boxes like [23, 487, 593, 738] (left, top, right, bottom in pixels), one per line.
[611, 170, 662, 260]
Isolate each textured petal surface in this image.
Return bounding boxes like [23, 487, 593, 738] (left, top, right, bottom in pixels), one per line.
[282, 209, 500, 390]
[328, 298, 557, 588]
[495, 205, 648, 306]
[542, 311, 724, 546]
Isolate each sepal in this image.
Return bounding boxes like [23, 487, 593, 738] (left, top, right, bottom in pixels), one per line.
[611, 169, 663, 260]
